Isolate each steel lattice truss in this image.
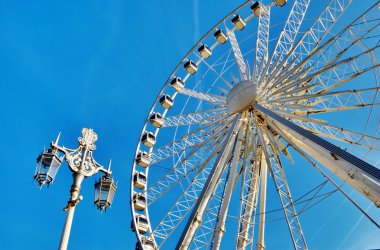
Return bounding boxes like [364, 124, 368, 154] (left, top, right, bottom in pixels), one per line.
[130, 1, 380, 250]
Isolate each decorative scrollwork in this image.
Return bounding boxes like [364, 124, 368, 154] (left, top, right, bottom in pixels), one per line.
[78, 128, 97, 151]
[65, 150, 99, 176]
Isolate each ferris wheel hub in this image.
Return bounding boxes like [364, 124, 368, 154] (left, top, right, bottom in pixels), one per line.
[226, 80, 258, 113]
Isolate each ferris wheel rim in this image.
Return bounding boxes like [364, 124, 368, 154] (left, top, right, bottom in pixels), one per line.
[130, 0, 253, 243]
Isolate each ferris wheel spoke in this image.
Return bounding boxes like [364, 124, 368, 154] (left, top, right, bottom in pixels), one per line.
[293, 92, 379, 116]
[268, 41, 380, 100]
[178, 87, 227, 105]
[263, 123, 286, 159]
[150, 152, 222, 247]
[282, 44, 380, 97]
[236, 146, 261, 249]
[162, 108, 229, 128]
[149, 134, 233, 246]
[199, 58, 234, 89]
[266, 0, 352, 82]
[176, 116, 241, 250]
[211, 126, 245, 250]
[319, 1, 380, 57]
[150, 116, 234, 164]
[226, 28, 249, 81]
[253, 3, 270, 87]
[254, 103, 380, 207]
[263, 0, 310, 84]
[264, 4, 379, 96]
[233, 118, 255, 193]
[268, 61, 379, 100]
[262, 35, 335, 95]
[308, 50, 380, 95]
[150, 132, 212, 165]
[291, 101, 379, 116]
[231, 122, 255, 196]
[148, 134, 227, 204]
[315, 65, 379, 95]
[272, 87, 380, 116]
[191, 169, 231, 249]
[254, 133, 269, 250]
[195, 46, 237, 86]
[301, 4, 380, 92]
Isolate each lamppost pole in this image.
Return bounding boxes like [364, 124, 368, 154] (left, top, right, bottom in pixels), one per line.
[33, 128, 117, 250]
[58, 172, 84, 250]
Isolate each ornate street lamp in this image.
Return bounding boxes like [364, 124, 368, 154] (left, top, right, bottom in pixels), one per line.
[94, 170, 117, 211]
[34, 148, 62, 186]
[33, 128, 117, 250]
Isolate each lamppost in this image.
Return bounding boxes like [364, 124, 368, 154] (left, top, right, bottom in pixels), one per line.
[33, 128, 117, 250]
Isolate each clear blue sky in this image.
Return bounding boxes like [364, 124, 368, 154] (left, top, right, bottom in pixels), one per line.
[0, 0, 379, 249]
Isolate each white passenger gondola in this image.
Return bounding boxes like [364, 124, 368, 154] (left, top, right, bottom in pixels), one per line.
[171, 77, 185, 91]
[135, 215, 149, 234]
[214, 29, 228, 44]
[141, 132, 156, 148]
[198, 44, 212, 59]
[135, 151, 151, 168]
[232, 15, 246, 30]
[251, 2, 264, 17]
[133, 193, 147, 211]
[149, 112, 164, 128]
[274, 0, 287, 7]
[135, 237, 156, 250]
[133, 171, 147, 189]
[160, 94, 174, 109]
[184, 60, 198, 74]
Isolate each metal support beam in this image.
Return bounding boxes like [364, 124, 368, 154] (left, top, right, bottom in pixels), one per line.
[212, 126, 245, 250]
[256, 152, 268, 250]
[227, 29, 249, 81]
[176, 116, 241, 250]
[236, 152, 261, 249]
[254, 104, 380, 207]
[254, 3, 270, 89]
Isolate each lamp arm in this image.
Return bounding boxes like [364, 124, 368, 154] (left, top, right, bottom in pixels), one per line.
[91, 157, 112, 175]
[95, 165, 112, 175]
[51, 142, 76, 156]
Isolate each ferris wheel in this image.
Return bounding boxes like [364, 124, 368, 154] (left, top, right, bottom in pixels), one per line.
[130, 0, 380, 249]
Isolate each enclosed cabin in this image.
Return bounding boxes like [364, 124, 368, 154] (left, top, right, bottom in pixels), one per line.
[198, 44, 212, 59]
[251, 2, 265, 17]
[135, 237, 156, 250]
[34, 148, 62, 186]
[133, 171, 147, 189]
[184, 60, 198, 75]
[133, 193, 147, 211]
[135, 214, 149, 234]
[160, 94, 174, 109]
[214, 29, 228, 44]
[274, 0, 287, 7]
[136, 151, 151, 168]
[141, 132, 156, 148]
[232, 15, 246, 30]
[149, 112, 164, 128]
[171, 77, 185, 92]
